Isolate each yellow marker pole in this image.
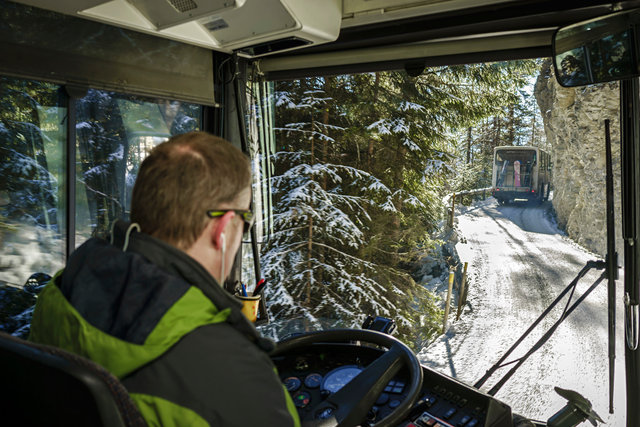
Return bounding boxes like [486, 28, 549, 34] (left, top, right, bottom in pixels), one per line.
[443, 270, 455, 334]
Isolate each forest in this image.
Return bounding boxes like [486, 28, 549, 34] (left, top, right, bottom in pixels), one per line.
[256, 60, 548, 347]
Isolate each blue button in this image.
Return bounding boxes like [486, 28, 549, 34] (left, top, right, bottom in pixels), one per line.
[444, 407, 456, 419]
[376, 393, 390, 405]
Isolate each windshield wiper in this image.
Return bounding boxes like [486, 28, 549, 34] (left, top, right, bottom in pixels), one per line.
[473, 260, 607, 395]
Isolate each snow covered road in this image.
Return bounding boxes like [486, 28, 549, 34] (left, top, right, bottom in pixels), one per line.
[417, 198, 626, 425]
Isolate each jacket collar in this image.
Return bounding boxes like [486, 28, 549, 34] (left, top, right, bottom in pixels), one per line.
[111, 220, 275, 352]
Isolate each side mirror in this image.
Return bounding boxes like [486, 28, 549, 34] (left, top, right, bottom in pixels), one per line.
[553, 9, 640, 87]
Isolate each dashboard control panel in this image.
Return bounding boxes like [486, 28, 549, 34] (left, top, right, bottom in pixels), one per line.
[272, 343, 512, 426]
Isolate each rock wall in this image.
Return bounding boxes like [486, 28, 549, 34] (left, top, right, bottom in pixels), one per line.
[534, 59, 623, 257]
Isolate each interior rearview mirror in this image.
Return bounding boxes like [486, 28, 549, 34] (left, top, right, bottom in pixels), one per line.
[553, 9, 640, 87]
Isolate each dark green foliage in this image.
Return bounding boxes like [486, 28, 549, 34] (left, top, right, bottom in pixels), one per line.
[261, 61, 540, 348]
[262, 76, 442, 346]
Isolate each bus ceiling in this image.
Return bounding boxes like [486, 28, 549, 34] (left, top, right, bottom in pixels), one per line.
[8, 0, 640, 82]
[256, 0, 640, 80]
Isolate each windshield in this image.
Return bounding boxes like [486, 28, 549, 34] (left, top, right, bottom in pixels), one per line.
[257, 317, 350, 342]
[246, 60, 624, 424]
[494, 149, 537, 189]
[495, 149, 536, 164]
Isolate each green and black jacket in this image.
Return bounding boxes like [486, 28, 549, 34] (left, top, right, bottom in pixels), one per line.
[29, 221, 299, 427]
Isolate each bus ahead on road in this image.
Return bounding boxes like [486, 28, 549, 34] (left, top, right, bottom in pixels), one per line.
[491, 146, 551, 204]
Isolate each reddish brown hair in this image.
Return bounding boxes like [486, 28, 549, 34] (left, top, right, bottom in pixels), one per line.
[130, 131, 251, 249]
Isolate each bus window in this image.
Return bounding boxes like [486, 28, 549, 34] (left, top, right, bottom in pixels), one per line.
[0, 77, 66, 287]
[74, 90, 202, 244]
[495, 149, 536, 186]
[0, 78, 203, 287]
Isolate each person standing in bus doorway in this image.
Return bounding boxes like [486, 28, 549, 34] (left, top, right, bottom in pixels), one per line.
[28, 132, 300, 427]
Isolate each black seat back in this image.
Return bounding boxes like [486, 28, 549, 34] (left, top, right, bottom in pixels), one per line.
[0, 332, 146, 426]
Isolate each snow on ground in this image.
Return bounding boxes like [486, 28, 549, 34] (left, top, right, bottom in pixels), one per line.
[418, 197, 626, 425]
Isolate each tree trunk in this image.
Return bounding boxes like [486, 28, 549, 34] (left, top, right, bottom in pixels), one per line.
[367, 73, 380, 173]
[322, 83, 330, 191]
[390, 143, 407, 265]
[306, 115, 315, 306]
[319, 79, 332, 286]
[531, 108, 537, 146]
[466, 126, 472, 164]
[306, 214, 313, 306]
[507, 104, 515, 145]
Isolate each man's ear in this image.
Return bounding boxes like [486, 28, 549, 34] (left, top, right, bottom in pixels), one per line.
[212, 211, 235, 249]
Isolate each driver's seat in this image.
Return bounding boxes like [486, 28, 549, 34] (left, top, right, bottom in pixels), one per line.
[0, 332, 146, 426]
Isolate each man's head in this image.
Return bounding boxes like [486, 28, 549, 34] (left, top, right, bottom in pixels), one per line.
[131, 131, 252, 283]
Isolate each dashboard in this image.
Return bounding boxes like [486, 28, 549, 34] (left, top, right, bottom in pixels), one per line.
[272, 343, 513, 427]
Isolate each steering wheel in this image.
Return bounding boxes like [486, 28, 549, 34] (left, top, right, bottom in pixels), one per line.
[271, 329, 423, 427]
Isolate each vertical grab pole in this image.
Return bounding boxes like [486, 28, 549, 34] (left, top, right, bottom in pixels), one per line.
[621, 78, 640, 426]
[232, 55, 269, 323]
[604, 119, 618, 414]
[63, 85, 88, 260]
[65, 90, 76, 261]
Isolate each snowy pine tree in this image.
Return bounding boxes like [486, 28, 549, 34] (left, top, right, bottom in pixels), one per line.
[262, 78, 441, 344]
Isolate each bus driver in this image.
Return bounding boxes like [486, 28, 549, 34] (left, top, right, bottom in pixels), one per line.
[28, 132, 300, 426]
